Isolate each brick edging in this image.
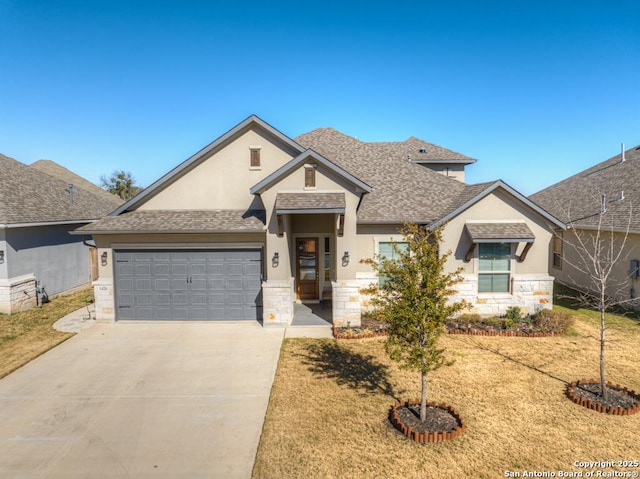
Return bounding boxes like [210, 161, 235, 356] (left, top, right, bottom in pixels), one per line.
[446, 329, 556, 337]
[389, 400, 465, 443]
[333, 327, 558, 339]
[566, 379, 640, 415]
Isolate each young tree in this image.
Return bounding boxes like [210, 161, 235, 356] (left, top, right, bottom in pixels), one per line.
[558, 200, 635, 402]
[100, 170, 143, 200]
[361, 223, 466, 421]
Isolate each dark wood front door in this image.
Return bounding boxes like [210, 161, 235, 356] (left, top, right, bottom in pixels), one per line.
[296, 238, 319, 300]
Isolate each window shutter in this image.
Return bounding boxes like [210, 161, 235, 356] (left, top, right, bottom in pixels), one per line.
[250, 149, 260, 167]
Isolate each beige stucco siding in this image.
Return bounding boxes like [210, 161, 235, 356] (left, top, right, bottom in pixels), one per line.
[552, 229, 640, 305]
[440, 189, 554, 275]
[137, 127, 297, 211]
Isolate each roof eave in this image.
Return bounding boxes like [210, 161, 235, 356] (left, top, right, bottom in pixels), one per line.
[410, 159, 477, 165]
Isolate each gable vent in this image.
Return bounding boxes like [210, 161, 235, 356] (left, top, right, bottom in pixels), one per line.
[419, 148, 426, 153]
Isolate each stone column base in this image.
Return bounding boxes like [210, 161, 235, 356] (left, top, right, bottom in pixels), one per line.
[0, 274, 37, 314]
[262, 278, 294, 326]
[93, 279, 116, 323]
[332, 280, 362, 327]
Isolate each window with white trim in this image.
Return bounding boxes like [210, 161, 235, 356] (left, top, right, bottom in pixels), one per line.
[378, 241, 408, 286]
[478, 243, 511, 293]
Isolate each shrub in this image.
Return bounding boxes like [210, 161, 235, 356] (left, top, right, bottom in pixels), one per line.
[502, 317, 515, 329]
[533, 309, 574, 334]
[484, 317, 504, 329]
[458, 313, 483, 325]
[505, 306, 524, 323]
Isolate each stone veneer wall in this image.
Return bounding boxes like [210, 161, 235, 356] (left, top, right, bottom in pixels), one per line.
[332, 280, 362, 327]
[262, 278, 294, 325]
[453, 274, 554, 316]
[93, 279, 115, 322]
[0, 274, 37, 314]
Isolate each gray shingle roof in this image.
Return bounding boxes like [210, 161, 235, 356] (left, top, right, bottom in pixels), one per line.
[0, 154, 124, 225]
[275, 193, 345, 212]
[465, 222, 535, 242]
[530, 145, 640, 231]
[75, 209, 266, 234]
[294, 128, 485, 223]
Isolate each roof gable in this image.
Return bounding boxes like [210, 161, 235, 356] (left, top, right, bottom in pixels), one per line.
[112, 115, 306, 216]
[431, 180, 566, 230]
[250, 149, 371, 195]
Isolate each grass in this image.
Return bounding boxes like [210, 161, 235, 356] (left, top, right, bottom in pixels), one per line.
[0, 287, 93, 379]
[253, 305, 640, 479]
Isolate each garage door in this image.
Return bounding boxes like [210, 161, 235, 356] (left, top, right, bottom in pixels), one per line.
[114, 249, 263, 320]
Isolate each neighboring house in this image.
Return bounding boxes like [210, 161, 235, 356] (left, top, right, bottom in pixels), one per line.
[0, 154, 123, 313]
[76, 115, 564, 325]
[531, 144, 640, 307]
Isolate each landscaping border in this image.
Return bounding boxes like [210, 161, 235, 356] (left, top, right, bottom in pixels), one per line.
[566, 379, 640, 415]
[389, 400, 465, 444]
[447, 330, 557, 337]
[334, 327, 559, 339]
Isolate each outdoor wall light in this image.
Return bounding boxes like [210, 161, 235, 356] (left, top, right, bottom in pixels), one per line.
[342, 251, 350, 266]
[272, 252, 279, 267]
[0, 250, 4, 264]
[101, 252, 108, 266]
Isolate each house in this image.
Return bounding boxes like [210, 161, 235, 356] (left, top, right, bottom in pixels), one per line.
[531, 144, 640, 307]
[76, 115, 564, 325]
[0, 155, 123, 313]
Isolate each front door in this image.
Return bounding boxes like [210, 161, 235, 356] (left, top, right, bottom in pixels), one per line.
[296, 238, 319, 300]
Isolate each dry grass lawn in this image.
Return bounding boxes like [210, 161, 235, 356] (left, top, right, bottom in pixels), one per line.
[0, 287, 93, 379]
[254, 305, 640, 479]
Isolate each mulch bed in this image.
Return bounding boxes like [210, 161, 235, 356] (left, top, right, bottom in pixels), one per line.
[336, 317, 556, 339]
[396, 404, 460, 433]
[566, 380, 640, 415]
[334, 316, 388, 339]
[389, 400, 465, 443]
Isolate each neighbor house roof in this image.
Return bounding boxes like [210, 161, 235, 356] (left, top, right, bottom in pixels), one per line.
[531, 144, 640, 232]
[0, 154, 123, 226]
[75, 209, 266, 234]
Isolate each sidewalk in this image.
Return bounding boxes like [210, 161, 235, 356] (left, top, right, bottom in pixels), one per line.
[52, 303, 96, 333]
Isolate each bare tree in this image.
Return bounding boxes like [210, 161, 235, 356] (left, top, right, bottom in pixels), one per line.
[557, 196, 635, 401]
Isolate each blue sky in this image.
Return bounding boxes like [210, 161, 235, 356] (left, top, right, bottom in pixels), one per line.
[1, 1, 638, 195]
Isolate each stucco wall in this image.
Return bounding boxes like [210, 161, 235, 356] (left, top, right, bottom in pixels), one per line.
[441, 189, 554, 276]
[137, 126, 297, 211]
[552, 229, 640, 307]
[6, 224, 92, 296]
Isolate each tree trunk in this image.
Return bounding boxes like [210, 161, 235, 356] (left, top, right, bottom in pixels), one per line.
[600, 306, 607, 401]
[420, 370, 428, 422]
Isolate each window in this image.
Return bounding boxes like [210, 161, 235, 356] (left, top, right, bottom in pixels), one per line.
[478, 243, 511, 293]
[250, 148, 260, 168]
[324, 237, 331, 282]
[552, 234, 563, 269]
[304, 166, 315, 187]
[378, 241, 408, 286]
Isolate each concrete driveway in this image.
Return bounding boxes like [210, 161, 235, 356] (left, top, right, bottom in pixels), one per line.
[0, 322, 284, 479]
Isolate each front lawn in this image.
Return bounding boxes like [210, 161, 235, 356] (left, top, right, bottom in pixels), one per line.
[0, 287, 93, 379]
[253, 305, 640, 478]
